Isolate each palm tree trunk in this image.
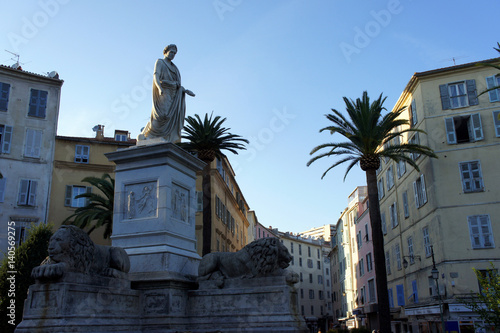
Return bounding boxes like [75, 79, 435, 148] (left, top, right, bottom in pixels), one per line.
[366, 168, 391, 333]
[201, 163, 212, 256]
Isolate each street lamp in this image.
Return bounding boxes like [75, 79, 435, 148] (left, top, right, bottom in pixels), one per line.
[403, 255, 421, 269]
[430, 246, 446, 333]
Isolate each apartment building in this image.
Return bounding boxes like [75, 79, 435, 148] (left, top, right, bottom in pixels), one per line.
[278, 229, 333, 333]
[0, 64, 63, 256]
[47, 125, 135, 245]
[196, 156, 250, 255]
[378, 58, 500, 333]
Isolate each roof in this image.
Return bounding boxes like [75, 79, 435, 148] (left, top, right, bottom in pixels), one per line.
[414, 57, 500, 78]
[56, 135, 136, 146]
[0, 64, 64, 85]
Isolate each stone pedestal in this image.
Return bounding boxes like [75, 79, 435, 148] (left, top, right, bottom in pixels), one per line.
[188, 276, 309, 333]
[105, 142, 205, 276]
[15, 273, 141, 333]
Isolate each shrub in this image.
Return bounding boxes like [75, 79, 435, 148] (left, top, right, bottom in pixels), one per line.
[0, 223, 53, 333]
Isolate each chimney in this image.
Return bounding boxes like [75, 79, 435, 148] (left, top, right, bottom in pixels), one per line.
[93, 124, 104, 139]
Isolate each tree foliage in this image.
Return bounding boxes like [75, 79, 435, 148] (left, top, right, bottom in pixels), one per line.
[460, 263, 500, 330]
[0, 223, 53, 333]
[63, 173, 114, 239]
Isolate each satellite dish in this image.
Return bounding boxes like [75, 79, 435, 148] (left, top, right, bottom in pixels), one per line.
[48, 71, 59, 79]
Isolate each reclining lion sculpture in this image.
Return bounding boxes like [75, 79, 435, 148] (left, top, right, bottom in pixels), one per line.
[198, 237, 294, 286]
[32, 225, 130, 280]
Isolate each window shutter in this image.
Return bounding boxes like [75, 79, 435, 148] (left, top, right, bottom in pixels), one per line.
[439, 84, 451, 110]
[444, 118, 457, 144]
[460, 163, 472, 192]
[413, 181, 419, 208]
[28, 180, 37, 206]
[403, 191, 409, 218]
[396, 284, 405, 306]
[468, 216, 481, 248]
[388, 288, 394, 308]
[470, 113, 483, 141]
[33, 130, 42, 157]
[486, 76, 500, 102]
[196, 191, 203, 212]
[25, 129, 35, 156]
[493, 111, 500, 137]
[28, 89, 39, 116]
[2, 125, 13, 153]
[412, 280, 419, 303]
[411, 99, 418, 125]
[420, 174, 427, 204]
[0, 178, 6, 202]
[85, 186, 92, 206]
[18, 179, 29, 205]
[39, 90, 48, 117]
[65, 185, 72, 206]
[0, 82, 10, 111]
[466, 80, 479, 106]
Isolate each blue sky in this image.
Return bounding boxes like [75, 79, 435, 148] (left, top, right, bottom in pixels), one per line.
[2, 0, 499, 234]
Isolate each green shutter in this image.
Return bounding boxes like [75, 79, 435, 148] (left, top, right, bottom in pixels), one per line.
[65, 185, 72, 206]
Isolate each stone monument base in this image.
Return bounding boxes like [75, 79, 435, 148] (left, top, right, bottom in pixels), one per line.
[187, 276, 308, 333]
[15, 273, 141, 333]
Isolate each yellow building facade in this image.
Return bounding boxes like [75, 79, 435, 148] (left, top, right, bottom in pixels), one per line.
[195, 156, 250, 256]
[378, 58, 500, 332]
[48, 126, 135, 245]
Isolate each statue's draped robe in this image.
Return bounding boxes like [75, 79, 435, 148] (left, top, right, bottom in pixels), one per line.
[142, 58, 186, 142]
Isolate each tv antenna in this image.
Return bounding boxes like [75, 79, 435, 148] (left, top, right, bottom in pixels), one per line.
[441, 56, 468, 66]
[4, 50, 23, 68]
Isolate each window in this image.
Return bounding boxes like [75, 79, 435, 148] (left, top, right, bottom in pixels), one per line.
[300, 272, 303, 282]
[115, 134, 127, 141]
[402, 191, 409, 218]
[0, 124, 13, 153]
[365, 224, 369, 241]
[460, 161, 484, 193]
[359, 258, 365, 276]
[395, 243, 402, 270]
[299, 258, 302, 267]
[381, 212, 387, 235]
[196, 191, 203, 212]
[439, 80, 478, 109]
[317, 248, 320, 258]
[290, 242, 294, 253]
[307, 259, 313, 268]
[397, 159, 406, 178]
[309, 289, 315, 299]
[65, 185, 91, 207]
[366, 253, 373, 272]
[360, 286, 366, 304]
[409, 133, 420, 160]
[299, 244, 302, 255]
[423, 227, 432, 257]
[24, 128, 42, 158]
[318, 275, 323, 284]
[468, 215, 494, 249]
[311, 306, 314, 315]
[409, 99, 418, 127]
[0, 177, 6, 202]
[396, 284, 405, 306]
[300, 289, 304, 299]
[407, 236, 415, 264]
[75, 145, 90, 163]
[493, 111, 500, 137]
[444, 113, 483, 144]
[477, 269, 498, 294]
[486, 75, 500, 102]
[319, 290, 324, 300]
[317, 260, 321, 269]
[386, 166, 394, 190]
[368, 279, 376, 302]
[390, 202, 398, 228]
[0, 82, 11, 111]
[18, 179, 37, 206]
[309, 273, 313, 283]
[378, 178, 385, 200]
[386, 250, 391, 275]
[413, 174, 427, 208]
[308, 246, 311, 257]
[28, 89, 48, 118]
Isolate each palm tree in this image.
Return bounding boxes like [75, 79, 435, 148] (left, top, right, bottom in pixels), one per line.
[178, 113, 249, 256]
[63, 173, 115, 239]
[307, 91, 437, 333]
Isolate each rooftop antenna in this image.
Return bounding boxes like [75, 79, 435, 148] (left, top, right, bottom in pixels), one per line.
[441, 56, 468, 66]
[5, 50, 23, 68]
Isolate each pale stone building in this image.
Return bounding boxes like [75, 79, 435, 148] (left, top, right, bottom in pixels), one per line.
[48, 125, 135, 245]
[300, 224, 336, 242]
[378, 58, 500, 332]
[0, 64, 63, 256]
[277, 229, 333, 333]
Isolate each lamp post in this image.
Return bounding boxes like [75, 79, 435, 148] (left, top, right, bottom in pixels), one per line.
[430, 246, 446, 333]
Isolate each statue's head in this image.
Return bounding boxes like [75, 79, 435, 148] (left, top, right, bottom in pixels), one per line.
[163, 44, 177, 55]
[48, 225, 94, 271]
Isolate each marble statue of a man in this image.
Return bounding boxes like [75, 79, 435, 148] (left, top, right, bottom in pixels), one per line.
[138, 44, 195, 143]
